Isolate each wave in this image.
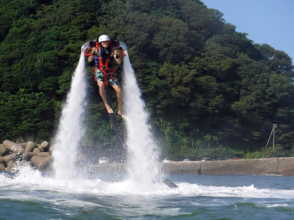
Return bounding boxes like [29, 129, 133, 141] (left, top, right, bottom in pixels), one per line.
[1, 168, 294, 200]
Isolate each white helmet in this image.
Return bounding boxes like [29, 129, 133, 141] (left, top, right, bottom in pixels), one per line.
[99, 35, 110, 42]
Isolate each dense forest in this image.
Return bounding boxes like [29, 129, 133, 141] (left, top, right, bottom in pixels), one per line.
[0, 0, 294, 160]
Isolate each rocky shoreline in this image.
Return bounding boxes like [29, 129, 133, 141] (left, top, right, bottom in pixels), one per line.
[1, 139, 294, 176]
[0, 140, 53, 172]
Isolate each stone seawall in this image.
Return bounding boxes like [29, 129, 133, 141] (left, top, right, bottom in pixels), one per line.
[92, 157, 294, 176]
[162, 157, 294, 176]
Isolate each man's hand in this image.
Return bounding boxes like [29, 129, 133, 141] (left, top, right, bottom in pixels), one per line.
[114, 50, 120, 58]
[113, 49, 122, 64]
[91, 48, 98, 56]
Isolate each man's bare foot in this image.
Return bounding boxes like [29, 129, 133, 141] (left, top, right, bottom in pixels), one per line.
[106, 105, 113, 114]
[118, 111, 125, 119]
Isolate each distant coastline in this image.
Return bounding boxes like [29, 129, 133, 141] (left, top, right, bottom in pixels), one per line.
[92, 157, 294, 176]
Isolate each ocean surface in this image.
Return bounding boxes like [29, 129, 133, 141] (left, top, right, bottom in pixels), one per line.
[0, 166, 293, 220]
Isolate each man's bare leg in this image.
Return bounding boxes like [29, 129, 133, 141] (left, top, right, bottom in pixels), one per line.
[112, 84, 125, 118]
[97, 81, 113, 113]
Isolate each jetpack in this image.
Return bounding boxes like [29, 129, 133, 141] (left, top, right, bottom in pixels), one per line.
[81, 38, 127, 58]
[81, 40, 93, 52]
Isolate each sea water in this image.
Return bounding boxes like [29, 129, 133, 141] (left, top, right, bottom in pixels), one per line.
[0, 168, 293, 220]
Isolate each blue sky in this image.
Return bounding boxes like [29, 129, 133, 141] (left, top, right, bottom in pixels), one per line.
[201, 0, 294, 63]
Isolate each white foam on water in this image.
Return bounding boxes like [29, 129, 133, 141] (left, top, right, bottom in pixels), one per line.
[266, 204, 289, 208]
[52, 51, 88, 180]
[174, 182, 294, 199]
[120, 42, 164, 191]
[1, 168, 294, 201]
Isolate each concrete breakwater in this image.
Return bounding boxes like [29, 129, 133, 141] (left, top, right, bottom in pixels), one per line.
[161, 158, 294, 176]
[91, 157, 294, 176]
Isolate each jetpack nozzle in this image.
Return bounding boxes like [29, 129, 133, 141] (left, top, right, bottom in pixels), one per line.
[119, 41, 128, 50]
[81, 42, 90, 51]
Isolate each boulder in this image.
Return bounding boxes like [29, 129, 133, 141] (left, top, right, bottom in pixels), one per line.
[3, 153, 17, 163]
[0, 163, 6, 171]
[49, 145, 54, 153]
[0, 144, 6, 156]
[7, 160, 18, 169]
[31, 155, 53, 171]
[37, 144, 44, 152]
[22, 152, 37, 161]
[0, 157, 5, 164]
[33, 148, 41, 153]
[24, 141, 37, 153]
[3, 140, 24, 154]
[19, 143, 28, 149]
[40, 141, 50, 152]
[36, 152, 51, 157]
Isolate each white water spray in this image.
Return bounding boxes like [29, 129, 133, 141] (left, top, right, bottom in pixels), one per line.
[121, 43, 163, 189]
[53, 51, 87, 180]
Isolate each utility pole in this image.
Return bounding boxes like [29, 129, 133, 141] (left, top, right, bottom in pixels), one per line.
[266, 124, 278, 149]
[273, 124, 277, 150]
